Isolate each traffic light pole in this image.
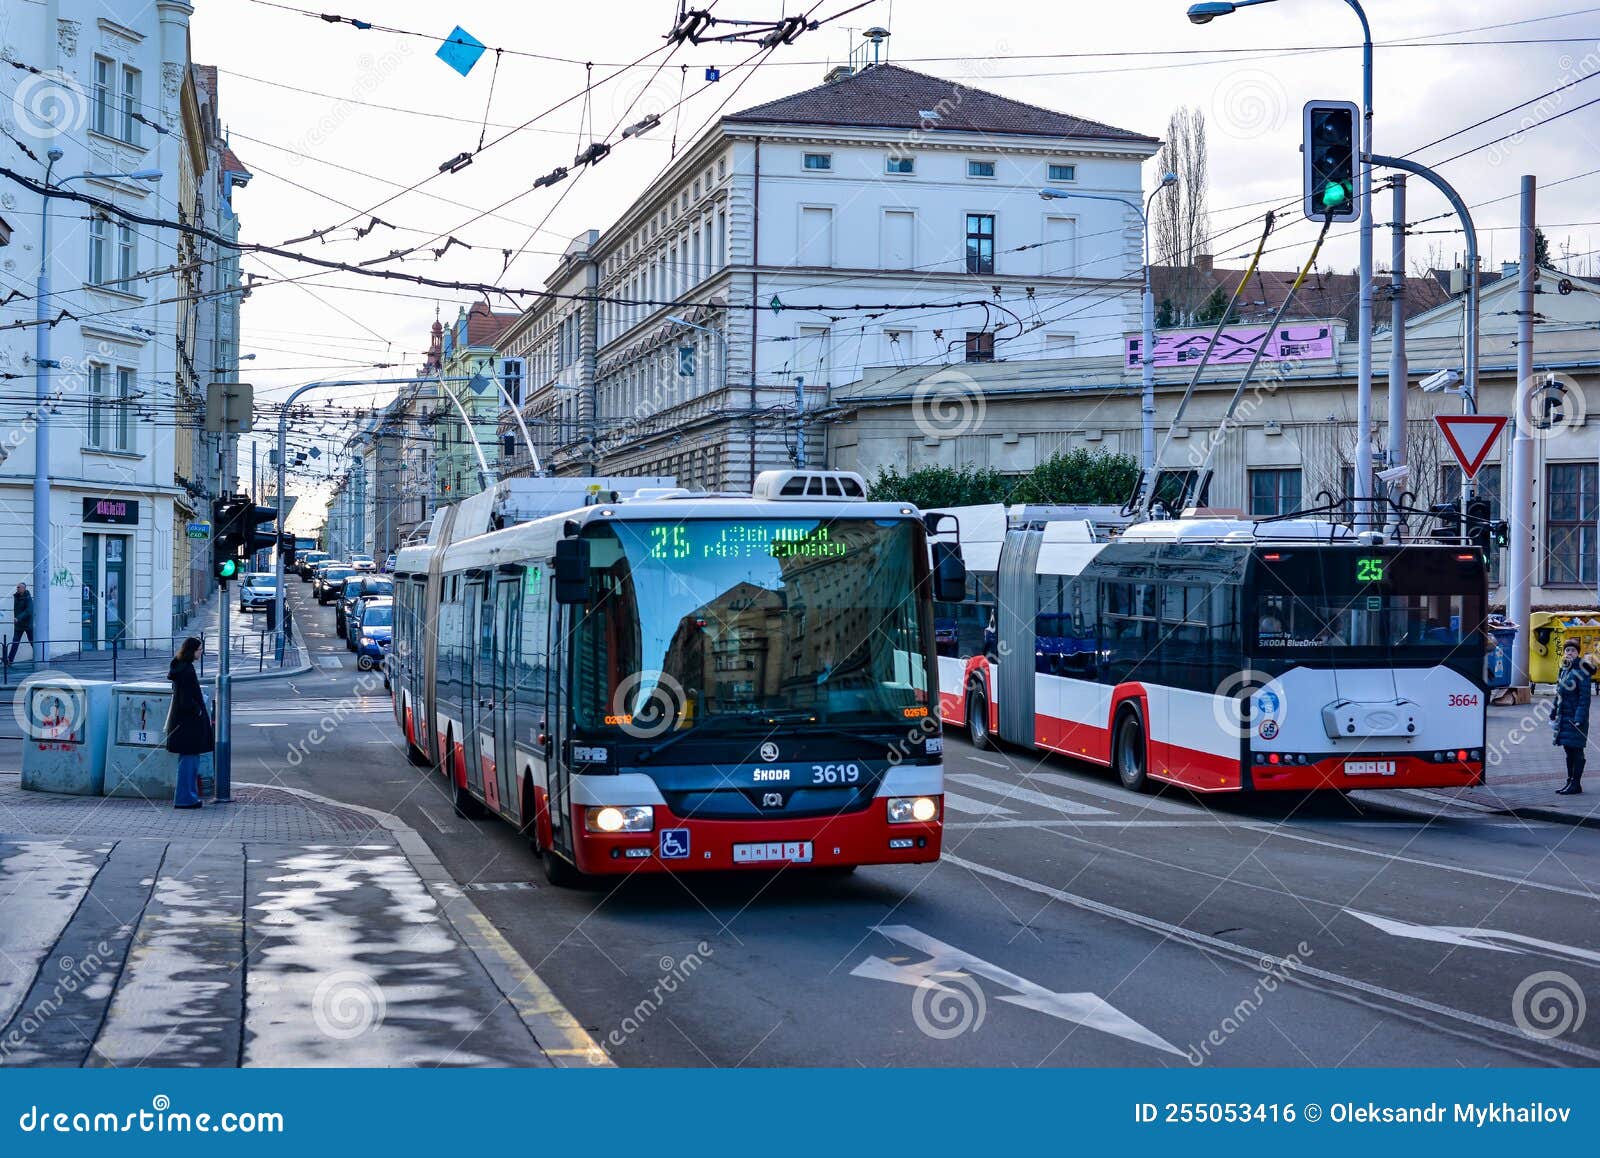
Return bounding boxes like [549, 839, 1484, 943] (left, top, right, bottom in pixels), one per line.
[1370, 154, 1479, 520]
[216, 439, 236, 803]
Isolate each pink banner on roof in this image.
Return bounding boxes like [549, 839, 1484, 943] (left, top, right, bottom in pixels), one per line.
[1125, 324, 1334, 369]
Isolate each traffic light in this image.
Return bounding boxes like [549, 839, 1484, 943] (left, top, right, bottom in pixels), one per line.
[1465, 497, 1494, 556]
[278, 530, 297, 568]
[1491, 520, 1510, 550]
[212, 496, 244, 581]
[1303, 100, 1360, 222]
[1429, 499, 1462, 544]
[244, 504, 278, 558]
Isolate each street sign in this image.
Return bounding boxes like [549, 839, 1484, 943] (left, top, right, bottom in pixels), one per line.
[1434, 414, 1508, 479]
[186, 522, 210, 539]
[204, 382, 254, 433]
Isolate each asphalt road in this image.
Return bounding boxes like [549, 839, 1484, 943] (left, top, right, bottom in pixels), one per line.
[231, 579, 1600, 1068]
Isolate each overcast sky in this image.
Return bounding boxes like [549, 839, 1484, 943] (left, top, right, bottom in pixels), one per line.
[191, 0, 1600, 524]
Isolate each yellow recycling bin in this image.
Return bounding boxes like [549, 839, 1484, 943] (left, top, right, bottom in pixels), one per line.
[1528, 611, 1600, 686]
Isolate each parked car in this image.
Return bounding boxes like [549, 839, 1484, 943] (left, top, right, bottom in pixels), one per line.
[238, 572, 278, 613]
[297, 550, 330, 580]
[315, 565, 355, 603]
[382, 553, 397, 572]
[351, 598, 392, 671]
[337, 575, 393, 638]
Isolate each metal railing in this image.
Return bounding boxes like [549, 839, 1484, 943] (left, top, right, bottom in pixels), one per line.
[0, 633, 207, 685]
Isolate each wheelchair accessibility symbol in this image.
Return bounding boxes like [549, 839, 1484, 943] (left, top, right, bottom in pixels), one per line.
[659, 828, 691, 859]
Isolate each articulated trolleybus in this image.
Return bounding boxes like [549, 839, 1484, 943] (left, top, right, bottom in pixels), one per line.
[392, 470, 964, 885]
[936, 509, 1489, 794]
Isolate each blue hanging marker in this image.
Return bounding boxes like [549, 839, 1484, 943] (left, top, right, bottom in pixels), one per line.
[437, 26, 487, 76]
[705, 66, 721, 82]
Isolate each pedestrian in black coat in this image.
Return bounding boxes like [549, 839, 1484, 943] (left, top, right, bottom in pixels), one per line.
[165, 636, 212, 808]
[1551, 639, 1593, 796]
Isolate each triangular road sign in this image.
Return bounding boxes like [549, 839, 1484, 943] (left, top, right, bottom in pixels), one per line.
[1434, 414, 1508, 479]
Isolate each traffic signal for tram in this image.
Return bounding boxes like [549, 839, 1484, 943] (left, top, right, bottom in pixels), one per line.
[1303, 100, 1361, 222]
[1465, 497, 1494, 556]
[212, 496, 244, 581]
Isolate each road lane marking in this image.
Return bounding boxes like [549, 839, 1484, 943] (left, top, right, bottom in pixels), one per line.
[942, 853, 1600, 1064]
[1030, 771, 1198, 816]
[948, 819, 1247, 829]
[853, 924, 1181, 1055]
[1347, 909, 1600, 967]
[418, 807, 454, 834]
[969, 756, 1009, 769]
[939, 791, 1018, 817]
[949, 773, 1113, 817]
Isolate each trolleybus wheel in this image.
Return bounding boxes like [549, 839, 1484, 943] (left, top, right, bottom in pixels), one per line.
[541, 847, 583, 888]
[1114, 708, 1149, 793]
[967, 679, 995, 751]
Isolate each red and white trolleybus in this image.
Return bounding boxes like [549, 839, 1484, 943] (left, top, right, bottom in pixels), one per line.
[933, 508, 1489, 794]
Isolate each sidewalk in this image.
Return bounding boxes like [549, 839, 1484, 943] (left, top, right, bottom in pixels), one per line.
[1, 590, 310, 692]
[0, 773, 606, 1068]
[1374, 698, 1600, 829]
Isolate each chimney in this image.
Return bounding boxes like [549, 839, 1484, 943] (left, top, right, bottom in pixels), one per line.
[823, 64, 855, 84]
[1194, 252, 1213, 274]
[1501, 260, 1520, 280]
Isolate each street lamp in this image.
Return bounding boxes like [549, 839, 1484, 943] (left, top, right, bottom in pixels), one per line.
[1040, 172, 1177, 492]
[1187, 0, 1375, 527]
[31, 151, 162, 661]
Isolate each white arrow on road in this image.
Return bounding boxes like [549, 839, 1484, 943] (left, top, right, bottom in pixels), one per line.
[852, 924, 1182, 1055]
[1347, 909, 1600, 968]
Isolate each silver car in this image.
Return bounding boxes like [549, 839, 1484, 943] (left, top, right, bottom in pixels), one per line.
[238, 571, 278, 612]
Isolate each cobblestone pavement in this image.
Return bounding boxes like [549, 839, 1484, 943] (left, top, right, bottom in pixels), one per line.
[0, 777, 561, 1068]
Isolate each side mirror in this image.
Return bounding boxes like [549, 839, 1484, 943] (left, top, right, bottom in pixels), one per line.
[554, 538, 590, 604]
[931, 541, 967, 604]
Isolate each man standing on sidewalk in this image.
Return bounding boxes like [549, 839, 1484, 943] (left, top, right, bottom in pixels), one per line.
[6, 582, 33, 665]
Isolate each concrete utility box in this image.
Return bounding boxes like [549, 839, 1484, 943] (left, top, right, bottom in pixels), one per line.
[104, 681, 215, 800]
[19, 679, 114, 796]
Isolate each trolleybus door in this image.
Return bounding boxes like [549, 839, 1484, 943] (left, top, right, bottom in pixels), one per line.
[490, 573, 521, 818]
[996, 528, 1043, 745]
[545, 598, 574, 856]
[468, 574, 497, 809]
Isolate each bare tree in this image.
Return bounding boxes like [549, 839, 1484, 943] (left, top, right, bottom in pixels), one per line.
[1152, 106, 1212, 321]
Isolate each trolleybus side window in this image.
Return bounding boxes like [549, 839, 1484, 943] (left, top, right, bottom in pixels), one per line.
[933, 567, 995, 660]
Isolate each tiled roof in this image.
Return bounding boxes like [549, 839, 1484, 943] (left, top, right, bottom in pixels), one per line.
[219, 146, 250, 176]
[1152, 263, 1454, 330]
[726, 63, 1157, 143]
[464, 301, 520, 347]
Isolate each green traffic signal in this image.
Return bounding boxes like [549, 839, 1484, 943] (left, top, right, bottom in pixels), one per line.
[1321, 181, 1348, 208]
[217, 558, 238, 580]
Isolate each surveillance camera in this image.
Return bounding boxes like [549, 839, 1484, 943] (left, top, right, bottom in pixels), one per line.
[1376, 465, 1409, 484]
[1418, 368, 1461, 393]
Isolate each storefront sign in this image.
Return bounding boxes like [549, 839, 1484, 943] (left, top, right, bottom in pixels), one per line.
[83, 497, 139, 525]
[187, 522, 211, 539]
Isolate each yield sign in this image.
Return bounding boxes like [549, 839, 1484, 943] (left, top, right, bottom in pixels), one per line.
[1434, 414, 1508, 479]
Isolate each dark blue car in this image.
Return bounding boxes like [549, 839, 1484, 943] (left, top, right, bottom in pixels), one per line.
[352, 601, 392, 671]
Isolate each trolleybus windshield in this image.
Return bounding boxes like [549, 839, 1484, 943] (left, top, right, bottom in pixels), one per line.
[573, 518, 930, 737]
[1250, 548, 1486, 657]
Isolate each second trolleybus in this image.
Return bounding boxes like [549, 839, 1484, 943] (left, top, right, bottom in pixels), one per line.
[934, 508, 1489, 794]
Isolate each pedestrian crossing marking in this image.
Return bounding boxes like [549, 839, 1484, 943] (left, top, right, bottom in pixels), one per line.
[939, 791, 1019, 817]
[1029, 771, 1197, 816]
[949, 773, 1114, 817]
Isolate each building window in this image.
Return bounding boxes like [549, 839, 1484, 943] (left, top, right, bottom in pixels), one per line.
[1249, 468, 1303, 517]
[115, 367, 135, 450]
[965, 213, 995, 274]
[965, 331, 995, 363]
[803, 152, 832, 171]
[1044, 333, 1076, 355]
[1547, 463, 1594, 585]
[120, 65, 141, 144]
[87, 365, 106, 448]
[886, 154, 914, 174]
[1047, 163, 1076, 182]
[117, 223, 136, 285]
[89, 217, 110, 285]
[967, 159, 997, 178]
[93, 56, 114, 136]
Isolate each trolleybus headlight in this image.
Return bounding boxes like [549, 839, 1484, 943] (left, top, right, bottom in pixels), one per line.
[888, 796, 940, 823]
[585, 805, 654, 833]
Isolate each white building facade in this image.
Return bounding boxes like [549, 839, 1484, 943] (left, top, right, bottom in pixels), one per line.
[0, 1, 219, 654]
[497, 64, 1159, 489]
